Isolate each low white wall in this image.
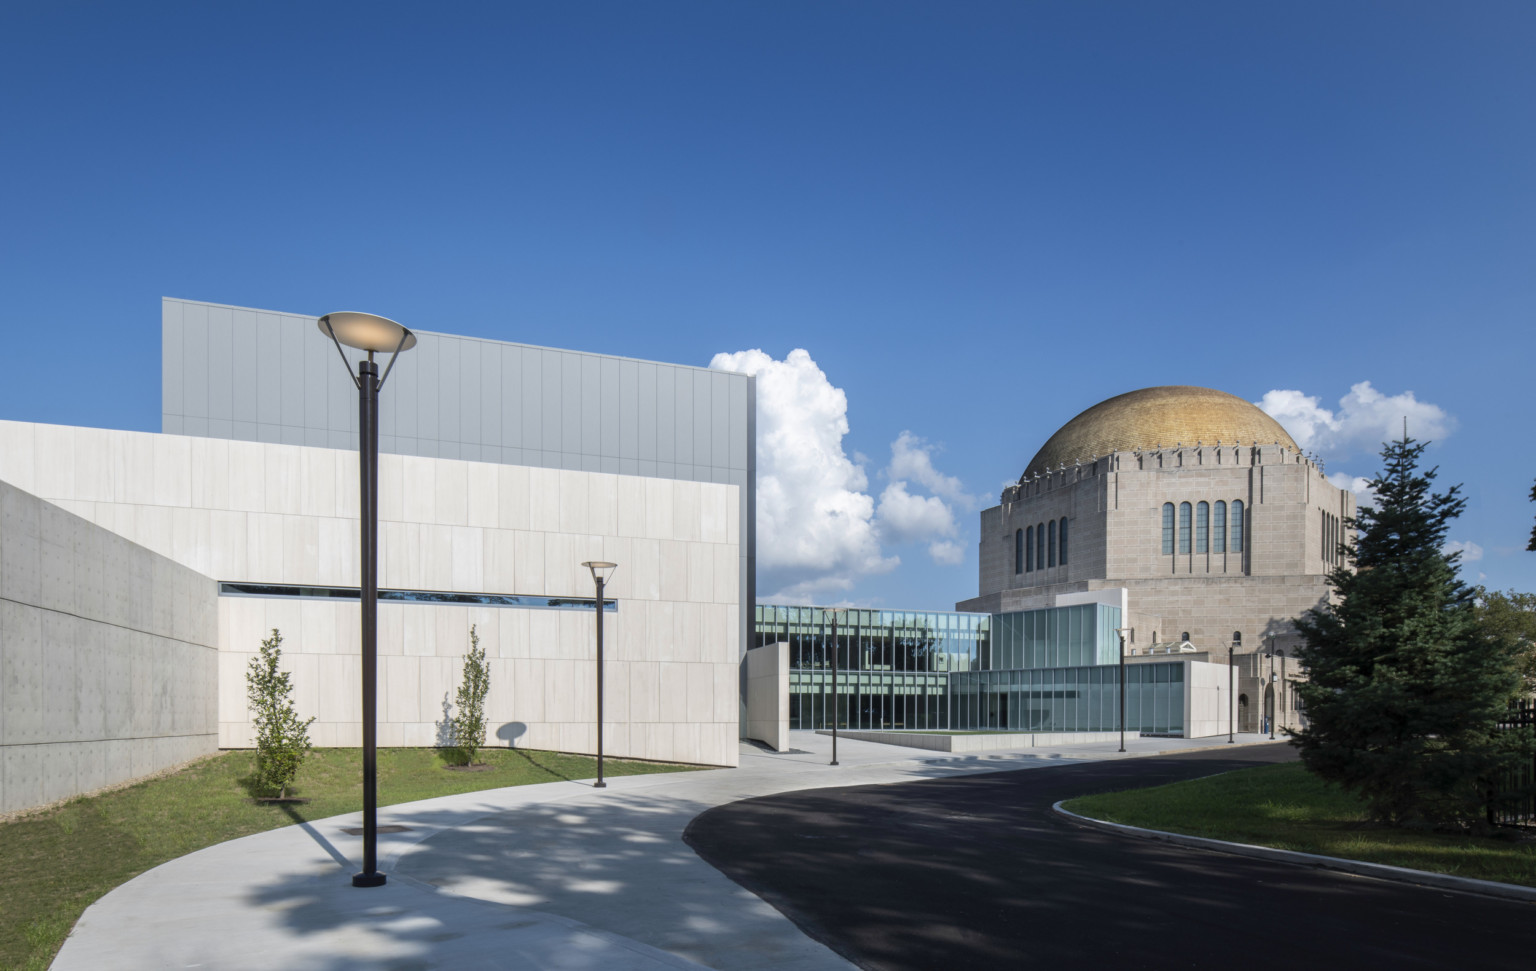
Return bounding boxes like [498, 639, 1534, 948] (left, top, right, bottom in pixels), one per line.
[1185, 658, 1237, 739]
[820, 730, 1123, 752]
[743, 642, 788, 752]
[1, 480, 218, 815]
[0, 420, 742, 768]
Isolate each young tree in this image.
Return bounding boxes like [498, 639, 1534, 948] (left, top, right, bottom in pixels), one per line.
[1292, 435, 1530, 828]
[450, 624, 491, 766]
[245, 629, 315, 799]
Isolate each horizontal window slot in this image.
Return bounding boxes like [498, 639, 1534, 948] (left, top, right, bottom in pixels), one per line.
[218, 582, 617, 612]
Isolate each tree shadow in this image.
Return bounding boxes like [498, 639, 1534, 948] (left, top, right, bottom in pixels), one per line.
[434, 693, 465, 766]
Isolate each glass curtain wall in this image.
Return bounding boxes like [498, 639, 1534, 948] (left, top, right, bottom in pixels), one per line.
[989, 604, 1122, 668]
[759, 603, 1182, 735]
[758, 605, 989, 730]
[950, 662, 1185, 734]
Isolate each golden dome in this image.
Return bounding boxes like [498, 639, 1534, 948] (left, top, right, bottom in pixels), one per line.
[1022, 386, 1299, 478]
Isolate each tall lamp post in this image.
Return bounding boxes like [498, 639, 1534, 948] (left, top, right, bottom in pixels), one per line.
[318, 312, 416, 889]
[582, 561, 617, 788]
[825, 607, 847, 766]
[1114, 627, 1133, 753]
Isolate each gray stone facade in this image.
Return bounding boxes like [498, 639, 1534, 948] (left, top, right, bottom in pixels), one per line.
[959, 444, 1352, 684]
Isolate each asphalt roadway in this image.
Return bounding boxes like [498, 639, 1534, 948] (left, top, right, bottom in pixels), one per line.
[684, 745, 1534, 971]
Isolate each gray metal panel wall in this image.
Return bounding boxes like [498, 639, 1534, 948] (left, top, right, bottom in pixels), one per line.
[161, 296, 756, 667]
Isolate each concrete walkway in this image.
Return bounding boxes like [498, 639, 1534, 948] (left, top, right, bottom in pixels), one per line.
[52, 732, 1282, 970]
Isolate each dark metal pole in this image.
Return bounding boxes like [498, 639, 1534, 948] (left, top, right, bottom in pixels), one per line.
[1228, 646, 1235, 743]
[829, 610, 839, 766]
[352, 359, 385, 888]
[1269, 644, 1277, 741]
[594, 575, 607, 788]
[1278, 653, 1286, 737]
[1117, 630, 1126, 753]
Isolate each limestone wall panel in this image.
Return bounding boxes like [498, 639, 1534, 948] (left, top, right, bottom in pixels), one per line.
[4, 420, 741, 769]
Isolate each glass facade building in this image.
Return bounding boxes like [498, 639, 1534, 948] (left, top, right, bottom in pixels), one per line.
[949, 663, 1185, 734]
[753, 606, 987, 730]
[757, 601, 1187, 736]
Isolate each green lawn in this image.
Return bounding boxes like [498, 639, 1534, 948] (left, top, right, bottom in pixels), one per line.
[1063, 762, 1536, 888]
[0, 747, 696, 971]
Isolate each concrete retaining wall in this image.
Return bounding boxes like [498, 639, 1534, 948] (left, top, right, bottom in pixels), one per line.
[1, 480, 218, 815]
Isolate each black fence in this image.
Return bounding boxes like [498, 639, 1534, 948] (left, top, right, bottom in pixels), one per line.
[1488, 700, 1536, 828]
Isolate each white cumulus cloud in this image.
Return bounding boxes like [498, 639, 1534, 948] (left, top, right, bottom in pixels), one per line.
[1327, 472, 1378, 509]
[1444, 539, 1484, 563]
[888, 431, 973, 506]
[1256, 381, 1455, 460]
[928, 540, 966, 565]
[710, 348, 897, 601]
[876, 432, 974, 566]
[875, 480, 957, 544]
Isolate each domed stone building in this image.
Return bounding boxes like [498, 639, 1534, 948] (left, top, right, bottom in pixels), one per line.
[957, 386, 1352, 732]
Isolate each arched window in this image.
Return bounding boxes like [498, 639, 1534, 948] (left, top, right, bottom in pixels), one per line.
[1036, 522, 1045, 570]
[1196, 501, 1209, 553]
[1015, 528, 1023, 575]
[1048, 519, 1057, 567]
[1178, 502, 1191, 554]
[1231, 500, 1245, 552]
[1162, 503, 1174, 555]
[1058, 517, 1068, 566]
[1026, 525, 1034, 572]
[1213, 501, 1227, 553]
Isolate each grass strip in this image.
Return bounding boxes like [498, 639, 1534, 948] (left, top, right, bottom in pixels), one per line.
[1062, 762, 1536, 888]
[0, 747, 695, 971]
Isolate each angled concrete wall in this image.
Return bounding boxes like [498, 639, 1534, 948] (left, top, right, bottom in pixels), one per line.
[1, 480, 217, 815]
[744, 642, 788, 752]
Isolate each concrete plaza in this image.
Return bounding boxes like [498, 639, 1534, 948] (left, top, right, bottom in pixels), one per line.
[52, 732, 1281, 970]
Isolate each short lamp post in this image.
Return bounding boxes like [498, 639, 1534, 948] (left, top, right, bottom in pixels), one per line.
[318, 312, 416, 889]
[1268, 637, 1278, 741]
[1228, 632, 1240, 744]
[1114, 627, 1133, 753]
[583, 561, 617, 788]
[1274, 649, 1286, 740]
[826, 607, 847, 766]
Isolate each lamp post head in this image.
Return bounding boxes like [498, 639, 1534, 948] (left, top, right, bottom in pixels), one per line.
[582, 561, 618, 584]
[318, 312, 418, 354]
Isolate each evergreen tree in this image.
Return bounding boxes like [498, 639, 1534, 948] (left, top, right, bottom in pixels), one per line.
[1292, 435, 1530, 828]
[450, 624, 491, 766]
[1527, 478, 1536, 552]
[246, 629, 315, 798]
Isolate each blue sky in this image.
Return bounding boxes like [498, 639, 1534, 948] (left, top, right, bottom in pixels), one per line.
[1, 2, 1532, 608]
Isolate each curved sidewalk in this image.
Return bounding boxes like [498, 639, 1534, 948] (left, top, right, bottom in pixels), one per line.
[53, 732, 1280, 970]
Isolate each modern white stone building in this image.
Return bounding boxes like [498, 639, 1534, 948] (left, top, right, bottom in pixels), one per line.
[1, 299, 753, 814]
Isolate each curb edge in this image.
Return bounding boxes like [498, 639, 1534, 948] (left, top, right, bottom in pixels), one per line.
[1051, 800, 1536, 904]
